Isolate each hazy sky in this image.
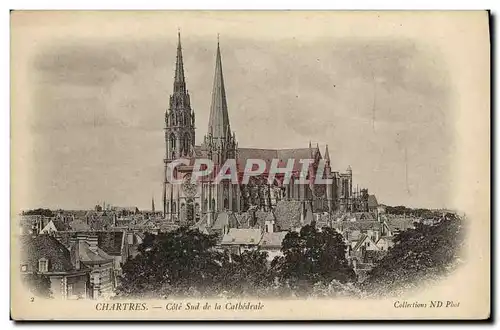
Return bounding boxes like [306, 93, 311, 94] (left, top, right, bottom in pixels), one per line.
[13, 12, 456, 210]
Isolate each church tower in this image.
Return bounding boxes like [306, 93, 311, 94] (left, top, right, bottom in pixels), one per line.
[202, 37, 238, 219]
[163, 32, 196, 217]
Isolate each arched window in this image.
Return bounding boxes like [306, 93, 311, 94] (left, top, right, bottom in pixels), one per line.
[211, 198, 215, 211]
[224, 198, 229, 210]
[203, 199, 208, 211]
[172, 202, 177, 213]
[166, 202, 169, 213]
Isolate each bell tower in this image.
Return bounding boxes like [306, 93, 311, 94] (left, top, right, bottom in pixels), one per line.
[165, 32, 195, 161]
[163, 32, 196, 218]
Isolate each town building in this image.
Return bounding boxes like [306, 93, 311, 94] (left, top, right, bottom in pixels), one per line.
[19, 234, 90, 299]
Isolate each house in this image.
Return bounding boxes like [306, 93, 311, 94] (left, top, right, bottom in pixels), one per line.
[40, 219, 70, 234]
[383, 216, 416, 236]
[259, 231, 288, 261]
[333, 220, 382, 243]
[69, 234, 115, 299]
[19, 235, 90, 299]
[55, 231, 131, 293]
[220, 228, 263, 255]
[348, 234, 386, 283]
[375, 236, 394, 251]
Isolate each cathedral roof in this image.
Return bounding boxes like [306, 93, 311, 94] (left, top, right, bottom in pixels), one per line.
[236, 147, 320, 173]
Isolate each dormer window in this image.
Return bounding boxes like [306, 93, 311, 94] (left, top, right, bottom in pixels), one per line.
[38, 258, 48, 273]
[20, 264, 27, 272]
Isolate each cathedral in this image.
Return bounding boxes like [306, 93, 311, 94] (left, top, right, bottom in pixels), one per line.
[162, 33, 354, 224]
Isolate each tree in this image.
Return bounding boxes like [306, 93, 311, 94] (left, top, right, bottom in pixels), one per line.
[363, 213, 465, 295]
[22, 208, 54, 217]
[116, 227, 226, 298]
[22, 273, 52, 298]
[272, 223, 356, 295]
[220, 250, 272, 297]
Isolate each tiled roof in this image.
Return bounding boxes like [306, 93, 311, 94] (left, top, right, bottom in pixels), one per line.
[333, 220, 381, 231]
[76, 241, 114, 263]
[236, 147, 320, 173]
[220, 228, 263, 245]
[385, 217, 416, 232]
[260, 231, 288, 248]
[20, 235, 76, 273]
[54, 231, 125, 256]
[68, 220, 90, 231]
[51, 220, 70, 231]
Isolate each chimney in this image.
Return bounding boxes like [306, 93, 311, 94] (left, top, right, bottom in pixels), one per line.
[69, 237, 81, 270]
[87, 235, 99, 253]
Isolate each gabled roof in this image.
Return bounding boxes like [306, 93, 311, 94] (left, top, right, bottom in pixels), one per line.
[367, 195, 378, 208]
[54, 231, 125, 256]
[352, 234, 368, 251]
[220, 228, 262, 245]
[191, 215, 210, 235]
[51, 220, 70, 231]
[20, 235, 77, 273]
[260, 231, 288, 248]
[76, 241, 114, 263]
[376, 236, 394, 244]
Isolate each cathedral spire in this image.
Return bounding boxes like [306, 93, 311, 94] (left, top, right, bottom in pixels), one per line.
[324, 144, 330, 164]
[208, 36, 230, 139]
[174, 31, 186, 93]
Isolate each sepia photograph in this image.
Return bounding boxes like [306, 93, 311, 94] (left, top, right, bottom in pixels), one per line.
[10, 10, 490, 320]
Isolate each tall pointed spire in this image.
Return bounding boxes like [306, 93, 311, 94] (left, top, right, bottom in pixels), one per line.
[324, 144, 330, 164]
[208, 36, 230, 139]
[174, 30, 186, 93]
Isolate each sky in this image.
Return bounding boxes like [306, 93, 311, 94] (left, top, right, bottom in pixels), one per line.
[12, 12, 457, 210]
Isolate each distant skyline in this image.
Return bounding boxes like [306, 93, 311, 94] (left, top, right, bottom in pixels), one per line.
[12, 12, 459, 211]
